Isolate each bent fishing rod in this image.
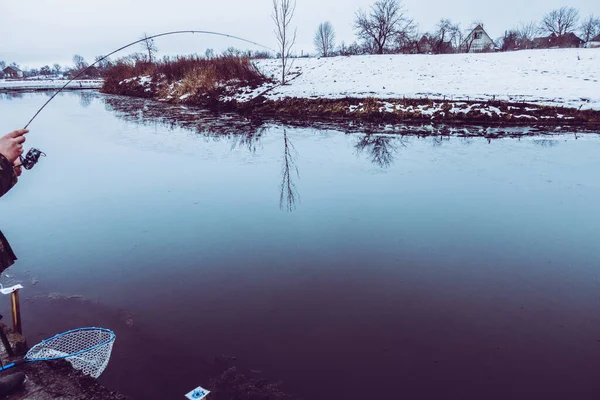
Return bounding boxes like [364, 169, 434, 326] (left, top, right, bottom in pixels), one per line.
[19, 30, 276, 170]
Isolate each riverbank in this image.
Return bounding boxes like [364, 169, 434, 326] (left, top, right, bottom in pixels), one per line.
[100, 49, 600, 128]
[0, 322, 129, 399]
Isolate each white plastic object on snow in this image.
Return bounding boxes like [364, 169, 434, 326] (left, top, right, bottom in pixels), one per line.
[185, 386, 210, 400]
[0, 284, 23, 295]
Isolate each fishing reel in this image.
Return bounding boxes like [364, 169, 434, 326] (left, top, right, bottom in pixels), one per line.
[19, 148, 46, 170]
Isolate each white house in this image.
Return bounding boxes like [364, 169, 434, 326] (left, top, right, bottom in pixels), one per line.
[585, 34, 600, 48]
[462, 25, 496, 53]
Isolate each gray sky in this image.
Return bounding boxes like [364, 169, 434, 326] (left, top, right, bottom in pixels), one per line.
[1, 0, 597, 69]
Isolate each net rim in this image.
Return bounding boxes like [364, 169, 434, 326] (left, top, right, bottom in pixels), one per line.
[25, 327, 116, 362]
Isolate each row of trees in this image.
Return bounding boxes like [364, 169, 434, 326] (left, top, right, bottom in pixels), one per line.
[5, 1, 598, 85]
[309, 1, 600, 57]
[1, 60, 63, 78]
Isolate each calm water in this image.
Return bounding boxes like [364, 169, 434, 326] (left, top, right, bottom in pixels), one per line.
[1, 91, 600, 400]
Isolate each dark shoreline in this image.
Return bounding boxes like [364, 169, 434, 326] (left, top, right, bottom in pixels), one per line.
[5, 86, 599, 135]
[98, 91, 599, 140]
[99, 80, 600, 131]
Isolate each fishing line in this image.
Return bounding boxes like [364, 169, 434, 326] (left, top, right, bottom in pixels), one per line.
[24, 30, 276, 129]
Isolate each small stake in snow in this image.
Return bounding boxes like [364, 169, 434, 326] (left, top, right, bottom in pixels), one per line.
[0, 284, 24, 334]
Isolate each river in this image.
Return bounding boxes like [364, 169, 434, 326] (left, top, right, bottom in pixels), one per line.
[1, 91, 599, 400]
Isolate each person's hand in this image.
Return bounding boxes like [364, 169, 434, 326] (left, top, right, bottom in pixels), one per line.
[0, 129, 28, 164]
[13, 159, 22, 178]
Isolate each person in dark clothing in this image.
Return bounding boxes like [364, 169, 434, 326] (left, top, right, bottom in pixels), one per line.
[0, 129, 28, 274]
[0, 129, 28, 396]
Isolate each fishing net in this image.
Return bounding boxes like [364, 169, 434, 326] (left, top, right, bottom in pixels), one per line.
[25, 327, 116, 378]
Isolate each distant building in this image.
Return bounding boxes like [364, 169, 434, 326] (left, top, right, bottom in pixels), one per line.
[417, 35, 433, 54]
[417, 35, 453, 54]
[555, 33, 585, 48]
[532, 32, 584, 49]
[3, 66, 23, 79]
[462, 25, 497, 53]
[532, 34, 555, 49]
[585, 33, 600, 48]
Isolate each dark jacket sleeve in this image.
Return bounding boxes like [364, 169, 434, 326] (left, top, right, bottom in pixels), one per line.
[0, 154, 17, 198]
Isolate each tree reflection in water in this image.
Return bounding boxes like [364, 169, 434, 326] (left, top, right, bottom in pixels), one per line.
[101, 95, 268, 148]
[229, 127, 266, 154]
[431, 135, 451, 147]
[280, 132, 299, 212]
[79, 91, 94, 108]
[532, 139, 559, 148]
[354, 134, 404, 168]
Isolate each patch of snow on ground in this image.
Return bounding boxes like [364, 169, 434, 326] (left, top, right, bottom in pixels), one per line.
[514, 115, 538, 120]
[382, 102, 395, 112]
[250, 49, 600, 110]
[488, 106, 504, 115]
[139, 76, 152, 85]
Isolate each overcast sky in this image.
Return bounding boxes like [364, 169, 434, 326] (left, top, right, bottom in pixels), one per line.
[1, 0, 597, 68]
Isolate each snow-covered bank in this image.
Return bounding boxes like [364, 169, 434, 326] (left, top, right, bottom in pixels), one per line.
[248, 48, 599, 111]
[0, 79, 103, 90]
[101, 48, 600, 127]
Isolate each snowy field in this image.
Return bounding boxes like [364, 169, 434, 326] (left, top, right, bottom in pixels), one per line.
[0, 79, 103, 89]
[250, 48, 600, 110]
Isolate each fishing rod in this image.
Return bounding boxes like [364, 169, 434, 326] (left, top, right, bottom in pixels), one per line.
[25, 30, 276, 130]
[19, 30, 276, 170]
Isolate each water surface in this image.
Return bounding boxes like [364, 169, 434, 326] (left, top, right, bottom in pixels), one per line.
[0, 91, 599, 399]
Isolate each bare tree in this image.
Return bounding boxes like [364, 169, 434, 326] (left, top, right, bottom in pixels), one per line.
[541, 7, 580, 36]
[52, 63, 62, 75]
[502, 21, 538, 51]
[272, 0, 297, 84]
[140, 33, 158, 63]
[518, 21, 537, 42]
[501, 30, 519, 51]
[94, 55, 112, 72]
[0, 61, 5, 70]
[354, 0, 413, 54]
[579, 15, 600, 42]
[515, 21, 537, 48]
[72, 54, 88, 72]
[40, 65, 51, 76]
[314, 21, 336, 57]
[392, 22, 419, 53]
[433, 19, 461, 54]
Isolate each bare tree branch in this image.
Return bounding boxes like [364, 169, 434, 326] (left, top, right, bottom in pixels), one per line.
[353, 0, 413, 54]
[140, 33, 158, 63]
[272, 0, 297, 84]
[314, 22, 336, 57]
[580, 15, 600, 42]
[433, 19, 461, 54]
[72, 54, 88, 72]
[541, 7, 580, 36]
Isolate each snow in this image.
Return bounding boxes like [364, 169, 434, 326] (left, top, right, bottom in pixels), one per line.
[247, 48, 600, 110]
[0, 79, 102, 89]
[138, 76, 152, 85]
